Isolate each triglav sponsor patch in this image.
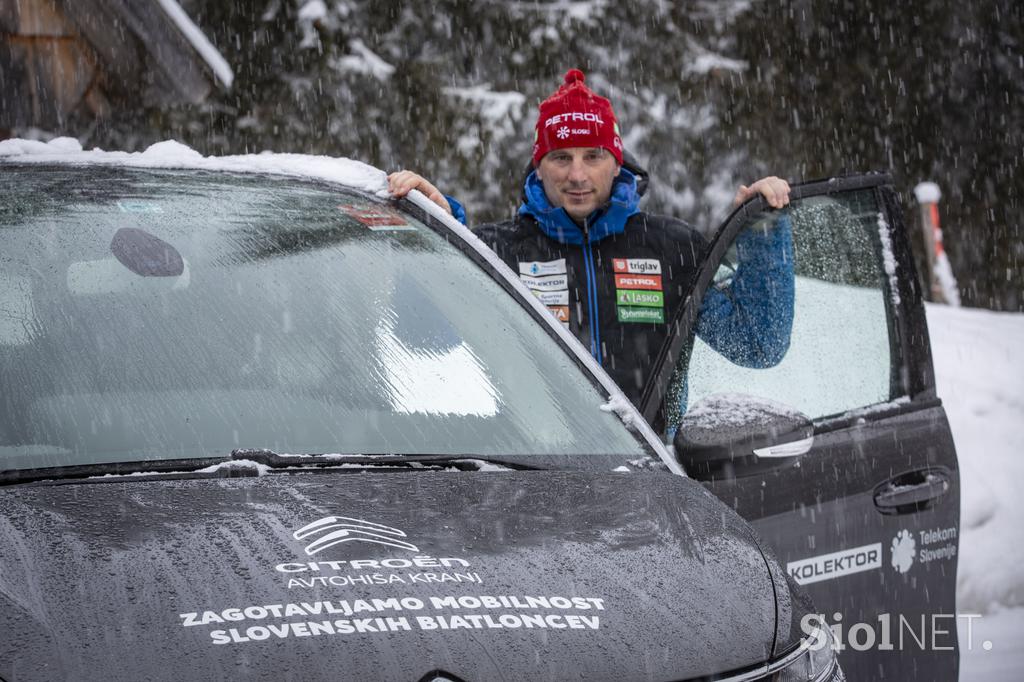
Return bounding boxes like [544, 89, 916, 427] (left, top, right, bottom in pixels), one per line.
[612, 258, 661, 275]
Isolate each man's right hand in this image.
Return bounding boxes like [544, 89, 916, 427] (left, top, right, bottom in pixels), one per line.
[387, 170, 452, 215]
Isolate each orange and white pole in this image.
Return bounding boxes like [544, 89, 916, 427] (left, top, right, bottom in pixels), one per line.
[913, 182, 961, 306]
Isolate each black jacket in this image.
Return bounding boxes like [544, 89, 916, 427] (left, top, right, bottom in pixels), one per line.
[472, 199, 706, 404]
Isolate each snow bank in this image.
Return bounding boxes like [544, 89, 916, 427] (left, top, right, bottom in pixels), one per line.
[927, 303, 1024, 613]
[0, 137, 387, 195]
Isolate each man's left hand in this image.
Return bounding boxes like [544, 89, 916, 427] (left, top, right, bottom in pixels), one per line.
[732, 176, 791, 209]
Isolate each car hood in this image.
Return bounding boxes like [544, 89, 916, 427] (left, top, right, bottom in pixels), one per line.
[0, 471, 792, 681]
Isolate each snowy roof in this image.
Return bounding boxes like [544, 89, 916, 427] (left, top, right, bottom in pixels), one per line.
[0, 0, 232, 129]
[155, 0, 234, 88]
[0, 137, 387, 195]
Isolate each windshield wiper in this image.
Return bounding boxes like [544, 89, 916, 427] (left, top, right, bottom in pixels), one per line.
[229, 448, 542, 472]
[0, 456, 236, 486]
[0, 450, 541, 486]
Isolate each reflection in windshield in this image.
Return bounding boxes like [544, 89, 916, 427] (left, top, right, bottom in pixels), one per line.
[376, 274, 498, 416]
[0, 169, 649, 471]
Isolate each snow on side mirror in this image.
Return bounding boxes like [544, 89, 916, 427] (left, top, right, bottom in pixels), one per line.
[673, 393, 813, 480]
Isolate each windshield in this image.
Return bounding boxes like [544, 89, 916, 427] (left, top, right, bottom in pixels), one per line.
[0, 166, 650, 471]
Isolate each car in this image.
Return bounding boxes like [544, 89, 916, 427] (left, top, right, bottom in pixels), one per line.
[0, 138, 843, 681]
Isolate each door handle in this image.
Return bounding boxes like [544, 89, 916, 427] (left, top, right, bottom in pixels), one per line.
[874, 469, 951, 511]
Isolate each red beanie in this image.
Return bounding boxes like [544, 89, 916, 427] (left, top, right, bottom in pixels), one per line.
[532, 69, 623, 165]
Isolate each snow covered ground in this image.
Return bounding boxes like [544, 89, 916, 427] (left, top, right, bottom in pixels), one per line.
[925, 303, 1024, 679]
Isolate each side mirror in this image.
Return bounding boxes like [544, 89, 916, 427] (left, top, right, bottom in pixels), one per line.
[673, 393, 813, 480]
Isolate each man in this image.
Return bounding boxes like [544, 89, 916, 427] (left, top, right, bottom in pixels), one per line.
[388, 69, 793, 425]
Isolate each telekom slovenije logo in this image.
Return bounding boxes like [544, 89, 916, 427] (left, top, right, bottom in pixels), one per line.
[293, 516, 420, 556]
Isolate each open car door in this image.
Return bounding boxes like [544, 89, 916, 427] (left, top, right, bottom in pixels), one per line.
[641, 174, 961, 680]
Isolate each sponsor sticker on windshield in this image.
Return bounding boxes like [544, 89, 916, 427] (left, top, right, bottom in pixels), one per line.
[338, 204, 416, 231]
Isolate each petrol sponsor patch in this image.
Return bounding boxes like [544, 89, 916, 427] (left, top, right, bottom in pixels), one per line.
[612, 258, 661, 275]
[518, 259, 567, 277]
[617, 307, 664, 324]
[616, 290, 664, 308]
[339, 204, 416, 231]
[614, 273, 662, 291]
[787, 543, 883, 585]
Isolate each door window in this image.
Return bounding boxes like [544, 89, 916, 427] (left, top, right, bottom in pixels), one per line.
[671, 190, 896, 425]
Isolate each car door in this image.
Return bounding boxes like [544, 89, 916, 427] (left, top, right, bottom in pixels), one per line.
[641, 174, 961, 680]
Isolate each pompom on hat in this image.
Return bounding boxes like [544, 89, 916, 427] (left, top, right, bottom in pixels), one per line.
[532, 69, 623, 165]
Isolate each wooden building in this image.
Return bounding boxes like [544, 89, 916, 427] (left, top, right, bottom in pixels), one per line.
[0, 0, 231, 136]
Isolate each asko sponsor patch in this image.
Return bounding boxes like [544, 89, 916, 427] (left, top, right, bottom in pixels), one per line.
[612, 258, 661, 275]
[614, 273, 662, 291]
[616, 290, 664, 308]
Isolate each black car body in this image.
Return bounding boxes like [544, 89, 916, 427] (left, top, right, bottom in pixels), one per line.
[0, 145, 842, 682]
[1, 140, 961, 681]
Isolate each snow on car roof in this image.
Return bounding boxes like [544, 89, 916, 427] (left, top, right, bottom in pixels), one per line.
[0, 137, 388, 196]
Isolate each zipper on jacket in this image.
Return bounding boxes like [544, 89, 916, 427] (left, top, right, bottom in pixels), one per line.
[581, 220, 602, 364]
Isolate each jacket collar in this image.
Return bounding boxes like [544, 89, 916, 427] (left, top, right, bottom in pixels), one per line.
[518, 168, 641, 245]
